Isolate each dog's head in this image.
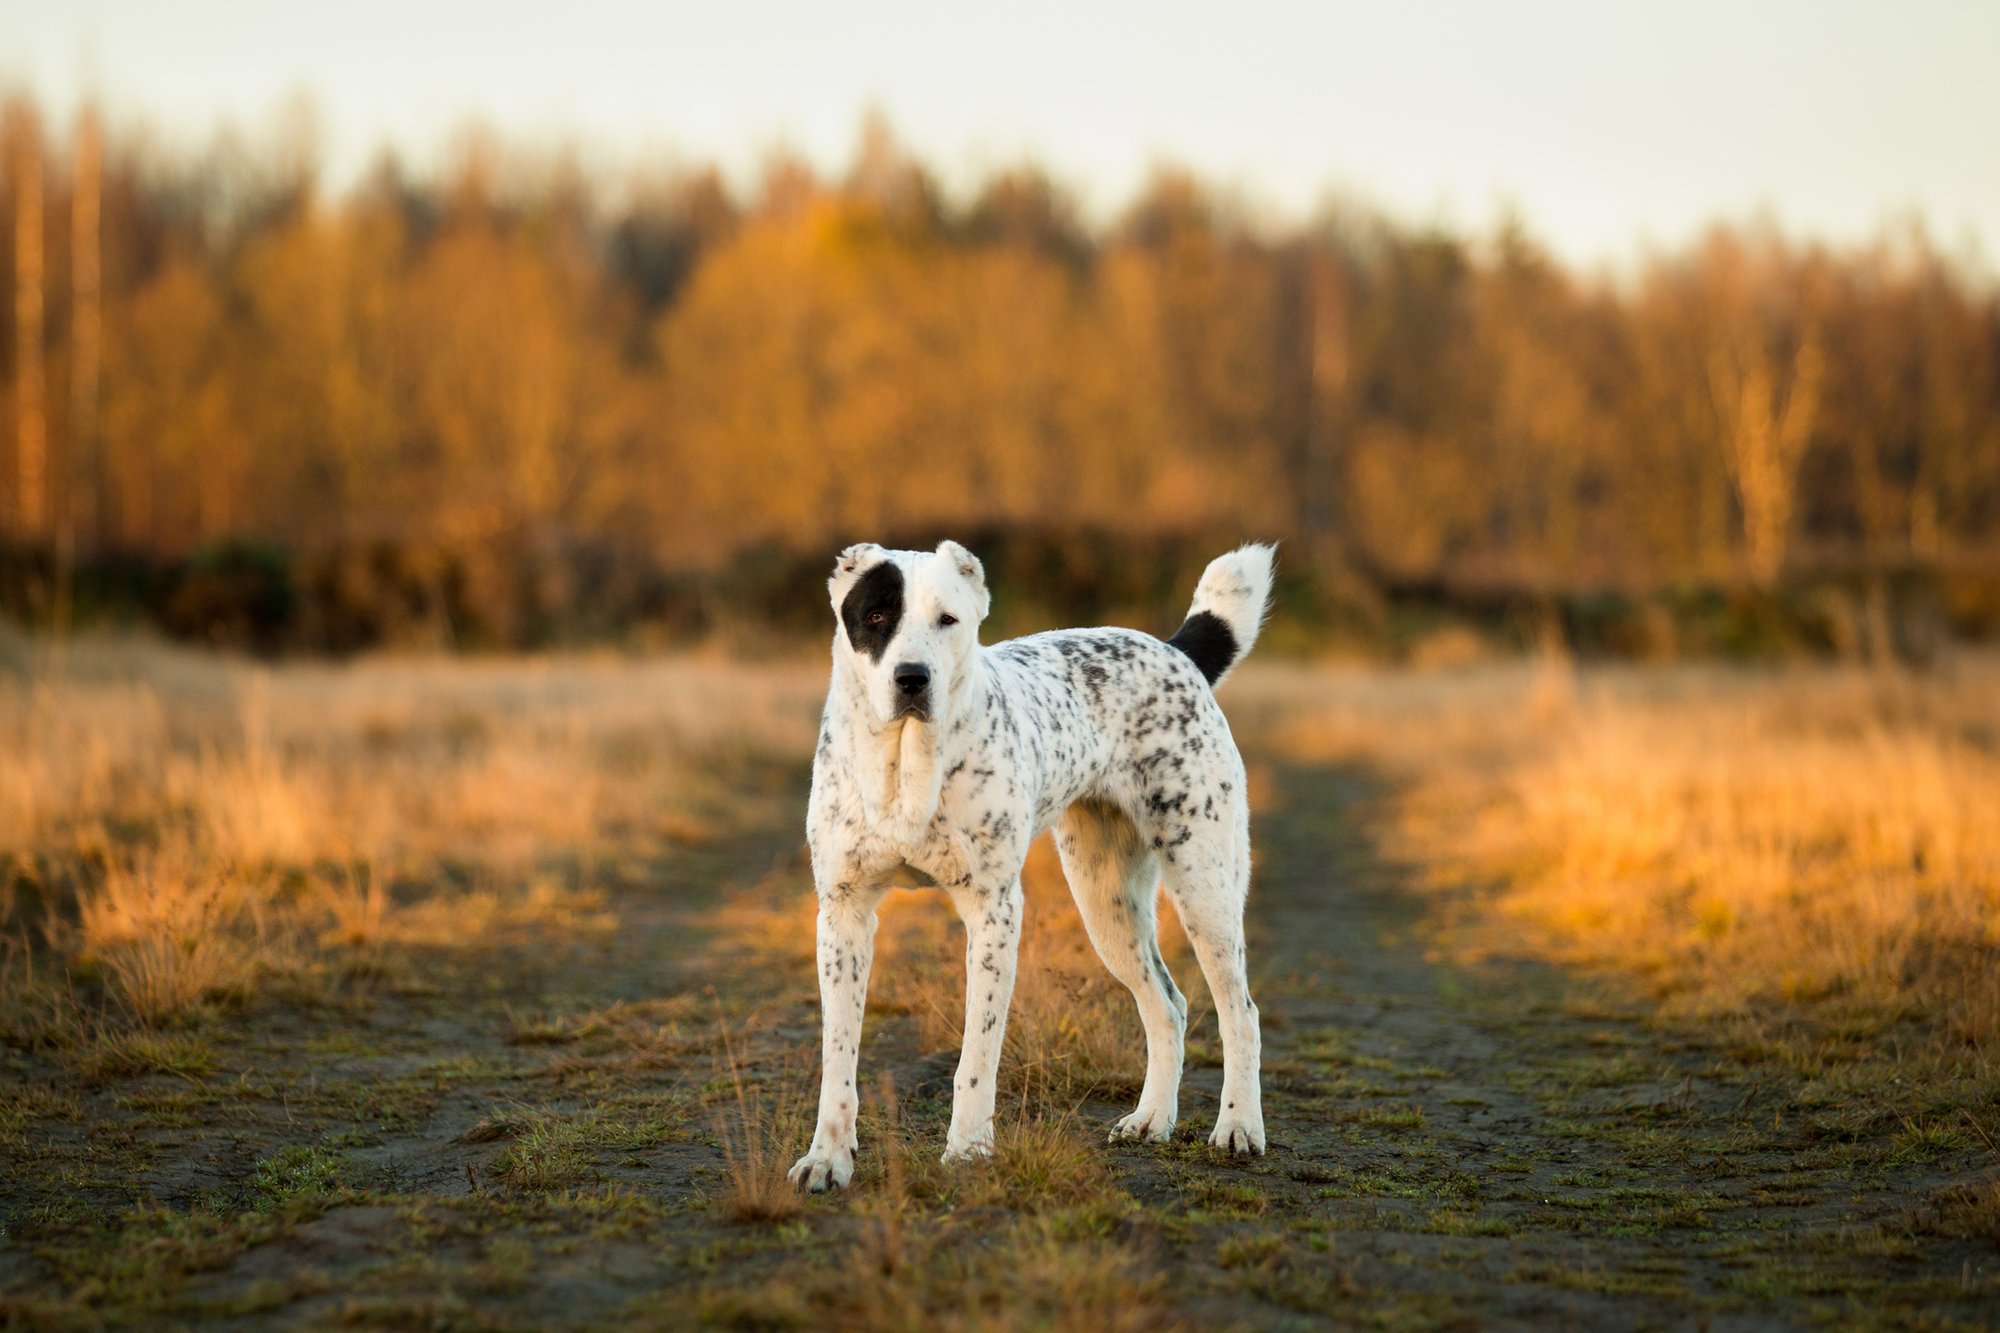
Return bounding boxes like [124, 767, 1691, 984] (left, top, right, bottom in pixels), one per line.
[828, 540, 989, 727]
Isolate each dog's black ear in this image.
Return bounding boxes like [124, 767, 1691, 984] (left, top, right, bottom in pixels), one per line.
[829, 543, 884, 606]
[936, 540, 990, 622]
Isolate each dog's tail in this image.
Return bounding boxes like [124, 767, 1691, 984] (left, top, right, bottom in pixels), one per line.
[1166, 543, 1275, 688]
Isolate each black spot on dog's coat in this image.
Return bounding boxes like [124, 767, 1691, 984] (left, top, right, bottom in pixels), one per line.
[841, 561, 904, 661]
[1166, 611, 1237, 685]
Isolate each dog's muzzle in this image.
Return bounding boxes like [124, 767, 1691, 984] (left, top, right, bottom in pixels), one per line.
[892, 662, 931, 719]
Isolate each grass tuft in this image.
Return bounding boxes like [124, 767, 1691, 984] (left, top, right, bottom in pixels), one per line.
[711, 1015, 807, 1224]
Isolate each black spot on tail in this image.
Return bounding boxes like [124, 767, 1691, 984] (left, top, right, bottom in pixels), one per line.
[1167, 611, 1237, 685]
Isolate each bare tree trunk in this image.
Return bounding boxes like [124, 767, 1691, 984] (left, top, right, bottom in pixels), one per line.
[1283, 243, 1346, 563]
[119, 430, 154, 550]
[71, 104, 101, 553]
[1709, 333, 1823, 585]
[47, 105, 101, 639]
[10, 102, 47, 544]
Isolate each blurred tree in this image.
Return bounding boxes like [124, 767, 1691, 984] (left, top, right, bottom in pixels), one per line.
[234, 200, 407, 545]
[1278, 233, 1352, 563]
[9, 99, 47, 541]
[610, 166, 737, 315]
[1341, 228, 1489, 578]
[71, 103, 102, 554]
[1472, 220, 1623, 583]
[103, 254, 241, 550]
[1698, 231, 1827, 584]
[966, 167, 1090, 267]
[1106, 170, 1288, 532]
[2, 92, 1996, 648]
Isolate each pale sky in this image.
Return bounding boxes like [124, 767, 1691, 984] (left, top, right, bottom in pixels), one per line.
[4, 0, 1996, 268]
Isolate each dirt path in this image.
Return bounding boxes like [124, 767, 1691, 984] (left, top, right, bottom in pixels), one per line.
[3, 761, 1993, 1329]
[1139, 763, 1994, 1329]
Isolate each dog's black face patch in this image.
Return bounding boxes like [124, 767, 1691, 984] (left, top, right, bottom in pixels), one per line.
[840, 560, 904, 662]
[1166, 611, 1237, 685]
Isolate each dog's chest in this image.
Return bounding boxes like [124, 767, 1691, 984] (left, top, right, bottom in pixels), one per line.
[849, 823, 976, 894]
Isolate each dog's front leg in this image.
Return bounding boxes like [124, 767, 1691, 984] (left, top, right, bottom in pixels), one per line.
[942, 875, 1024, 1163]
[789, 889, 883, 1192]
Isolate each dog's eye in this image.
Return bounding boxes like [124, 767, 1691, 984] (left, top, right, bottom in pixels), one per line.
[867, 611, 885, 625]
[939, 613, 958, 627]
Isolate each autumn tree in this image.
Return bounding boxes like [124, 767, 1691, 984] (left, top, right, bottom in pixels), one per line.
[8, 99, 46, 542]
[4, 89, 1997, 649]
[1695, 231, 1828, 584]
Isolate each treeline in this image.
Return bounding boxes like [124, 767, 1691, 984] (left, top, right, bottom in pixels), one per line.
[2, 97, 1997, 654]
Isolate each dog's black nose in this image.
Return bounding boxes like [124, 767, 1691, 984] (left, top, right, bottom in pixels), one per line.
[893, 663, 930, 696]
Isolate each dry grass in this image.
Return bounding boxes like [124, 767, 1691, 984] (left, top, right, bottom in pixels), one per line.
[708, 832, 1204, 1107]
[691, 1213, 1174, 1333]
[1232, 649, 2000, 1086]
[0, 625, 823, 1031]
[893, 837, 1203, 1105]
[9, 627, 1995, 1328]
[947, 1110, 1119, 1212]
[0, 628, 820, 865]
[696, 1074, 1167, 1333]
[1470, 687, 2000, 1045]
[70, 842, 261, 1025]
[12, 620, 1995, 1117]
[712, 1016, 809, 1224]
[1932, 1176, 2000, 1243]
[855, 1074, 914, 1276]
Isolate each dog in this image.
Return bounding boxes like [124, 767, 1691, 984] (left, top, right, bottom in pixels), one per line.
[789, 539, 1274, 1191]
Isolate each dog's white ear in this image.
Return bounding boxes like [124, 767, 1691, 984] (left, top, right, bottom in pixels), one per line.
[829, 543, 884, 606]
[936, 540, 990, 622]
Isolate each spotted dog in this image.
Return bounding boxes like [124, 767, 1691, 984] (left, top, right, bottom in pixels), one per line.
[788, 539, 1275, 1191]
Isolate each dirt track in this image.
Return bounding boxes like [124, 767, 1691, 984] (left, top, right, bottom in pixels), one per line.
[1164, 765, 1994, 1328]
[3, 760, 1994, 1328]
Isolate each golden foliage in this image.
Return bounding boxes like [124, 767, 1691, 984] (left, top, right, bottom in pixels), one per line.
[4, 96, 1995, 611]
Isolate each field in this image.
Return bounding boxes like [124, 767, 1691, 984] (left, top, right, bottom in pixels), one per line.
[2, 627, 1997, 1329]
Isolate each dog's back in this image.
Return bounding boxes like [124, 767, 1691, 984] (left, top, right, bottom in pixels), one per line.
[979, 544, 1274, 831]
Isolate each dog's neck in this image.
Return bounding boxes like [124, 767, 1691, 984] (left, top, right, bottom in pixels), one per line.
[826, 649, 983, 848]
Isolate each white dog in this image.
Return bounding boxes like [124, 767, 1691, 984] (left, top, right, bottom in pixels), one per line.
[788, 539, 1274, 1191]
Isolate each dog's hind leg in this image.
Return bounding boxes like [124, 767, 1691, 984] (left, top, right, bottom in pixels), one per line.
[790, 884, 887, 1192]
[1056, 800, 1187, 1143]
[1160, 830, 1265, 1155]
[942, 873, 1025, 1162]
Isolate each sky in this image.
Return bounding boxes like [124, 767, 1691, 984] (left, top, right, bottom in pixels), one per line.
[3, 0, 1997, 268]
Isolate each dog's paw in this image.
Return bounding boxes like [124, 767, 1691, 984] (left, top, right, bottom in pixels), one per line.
[787, 1145, 854, 1193]
[1108, 1107, 1176, 1144]
[940, 1136, 994, 1166]
[1209, 1113, 1266, 1156]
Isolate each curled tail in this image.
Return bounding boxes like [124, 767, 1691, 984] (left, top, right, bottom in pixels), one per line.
[1166, 543, 1275, 687]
